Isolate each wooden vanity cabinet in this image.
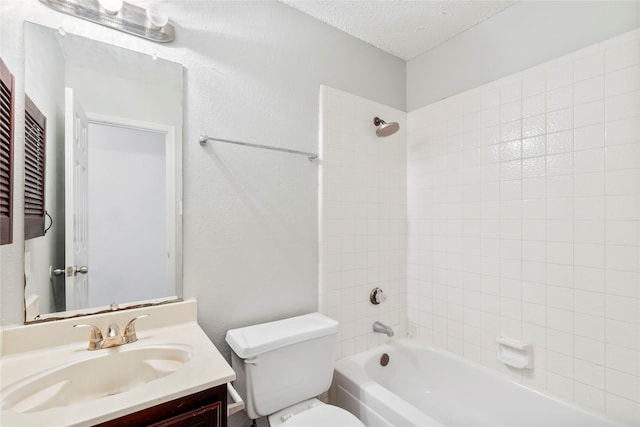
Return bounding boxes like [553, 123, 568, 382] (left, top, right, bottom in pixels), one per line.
[97, 384, 227, 427]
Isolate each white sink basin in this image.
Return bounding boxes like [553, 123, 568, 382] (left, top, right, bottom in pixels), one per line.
[1, 301, 236, 427]
[2, 344, 191, 414]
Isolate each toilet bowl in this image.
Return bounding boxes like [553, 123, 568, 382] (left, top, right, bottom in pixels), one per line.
[225, 313, 364, 426]
[268, 398, 363, 427]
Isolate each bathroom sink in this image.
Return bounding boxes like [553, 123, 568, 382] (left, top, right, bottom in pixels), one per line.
[1, 344, 191, 414]
[1, 301, 236, 426]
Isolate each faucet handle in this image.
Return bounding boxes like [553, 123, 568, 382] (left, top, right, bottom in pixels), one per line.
[74, 324, 104, 351]
[123, 314, 150, 344]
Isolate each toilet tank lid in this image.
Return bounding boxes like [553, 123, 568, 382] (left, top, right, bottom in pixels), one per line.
[225, 313, 339, 359]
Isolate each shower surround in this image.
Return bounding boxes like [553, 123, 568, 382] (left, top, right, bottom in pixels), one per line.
[319, 85, 408, 359]
[407, 29, 640, 425]
[321, 28, 639, 426]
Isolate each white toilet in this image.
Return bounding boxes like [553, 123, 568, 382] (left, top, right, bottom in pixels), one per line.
[225, 312, 364, 427]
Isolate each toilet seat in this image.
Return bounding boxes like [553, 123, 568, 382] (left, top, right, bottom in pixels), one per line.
[283, 405, 364, 427]
[268, 399, 364, 427]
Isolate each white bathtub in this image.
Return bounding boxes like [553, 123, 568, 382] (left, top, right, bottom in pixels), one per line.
[331, 339, 618, 427]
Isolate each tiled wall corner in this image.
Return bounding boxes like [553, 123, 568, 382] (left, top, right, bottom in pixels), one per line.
[319, 86, 408, 359]
[407, 29, 640, 426]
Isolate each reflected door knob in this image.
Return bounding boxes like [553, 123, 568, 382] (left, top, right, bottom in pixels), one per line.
[51, 267, 66, 276]
[66, 265, 89, 276]
[51, 266, 89, 278]
[76, 266, 89, 275]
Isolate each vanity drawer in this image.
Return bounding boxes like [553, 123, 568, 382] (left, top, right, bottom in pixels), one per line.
[97, 384, 227, 427]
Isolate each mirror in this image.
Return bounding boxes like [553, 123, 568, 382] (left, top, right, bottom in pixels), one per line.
[23, 22, 183, 322]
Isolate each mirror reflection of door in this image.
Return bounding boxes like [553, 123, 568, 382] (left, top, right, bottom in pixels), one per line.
[86, 119, 170, 308]
[64, 87, 89, 311]
[62, 87, 172, 311]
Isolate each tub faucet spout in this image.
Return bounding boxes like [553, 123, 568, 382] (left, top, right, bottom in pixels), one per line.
[373, 321, 394, 337]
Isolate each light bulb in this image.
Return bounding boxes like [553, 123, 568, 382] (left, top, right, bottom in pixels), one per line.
[99, 0, 123, 14]
[146, 3, 169, 28]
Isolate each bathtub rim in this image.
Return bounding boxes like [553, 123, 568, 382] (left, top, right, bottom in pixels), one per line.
[333, 338, 620, 427]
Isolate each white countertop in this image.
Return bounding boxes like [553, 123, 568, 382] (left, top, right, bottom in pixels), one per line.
[0, 299, 235, 426]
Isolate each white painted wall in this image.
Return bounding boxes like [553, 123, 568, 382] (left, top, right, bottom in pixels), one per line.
[22, 24, 66, 315]
[407, 29, 640, 424]
[319, 86, 407, 358]
[87, 123, 169, 307]
[0, 0, 406, 361]
[65, 65, 182, 132]
[407, 1, 640, 110]
[3, 2, 637, 423]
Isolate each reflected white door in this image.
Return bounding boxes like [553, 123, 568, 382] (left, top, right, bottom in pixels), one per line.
[86, 122, 170, 307]
[64, 87, 89, 310]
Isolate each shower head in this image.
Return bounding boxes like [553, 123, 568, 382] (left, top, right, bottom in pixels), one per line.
[373, 116, 400, 137]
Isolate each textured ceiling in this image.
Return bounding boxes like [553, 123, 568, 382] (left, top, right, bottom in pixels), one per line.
[281, 1, 516, 61]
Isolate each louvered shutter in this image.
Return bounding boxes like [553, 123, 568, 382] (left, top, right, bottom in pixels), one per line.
[24, 95, 46, 239]
[0, 58, 14, 245]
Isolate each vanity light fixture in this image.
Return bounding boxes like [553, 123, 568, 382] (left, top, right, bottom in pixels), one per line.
[98, 0, 123, 14]
[38, 0, 175, 43]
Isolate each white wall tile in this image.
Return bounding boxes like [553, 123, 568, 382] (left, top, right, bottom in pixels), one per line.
[547, 371, 575, 401]
[606, 144, 640, 171]
[606, 319, 640, 350]
[547, 85, 573, 112]
[574, 76, 604, 105]
[547, 329, 574, 356]
[574, 244, 605, 269]
[606, 66, 640, 97]
[606, 270, 639, 298]
[407, 30, 640, 424]
[574, 100, 604, 128]
[522, 69, 546, 98]
[522, 135, 546, 158]
[606, 369, 640, 402]
[606, 170, 640, 196]
[575, 358, 605, 388]
[606, 90, 640, 122]
[321, 86, 407, 354]
[606, 117, 640, 146]
[574, 172, 606, 197]
[574, 124, 605, 151]
[605, 240, 639, 272]
[523, 94, 546, 118]
[575, 382, 606, 414]
[546, 153, 573, 176]
[574, 51, 605, 82]
[547, 130, 574, 154]
[605, 39, 640, 73]
[607, 344, 640, 376]
[547, 108, 574, 133]
[574, 220, 605, 244]
[547, 285, 573, 310]
[574, 312, 605, 341]
[546, 176, 573, 199]
[574, 266, 605, 293]
[606, 295, 639, 324]
[547, 62, 574, 91]
[606, 393, 640, 426]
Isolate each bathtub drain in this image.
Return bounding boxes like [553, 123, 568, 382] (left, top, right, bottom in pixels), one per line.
[380, 353, 390, 367]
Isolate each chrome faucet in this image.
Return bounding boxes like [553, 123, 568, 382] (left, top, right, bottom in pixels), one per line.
[373, 321, 394, 337]
[75, 314, 149, 350]
[103, 322, 126, 347]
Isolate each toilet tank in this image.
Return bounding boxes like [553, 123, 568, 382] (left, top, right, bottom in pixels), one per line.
[225, 313, 339, 420]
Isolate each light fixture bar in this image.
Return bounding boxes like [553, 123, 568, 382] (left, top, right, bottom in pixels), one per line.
[38, 0, 175, 43]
